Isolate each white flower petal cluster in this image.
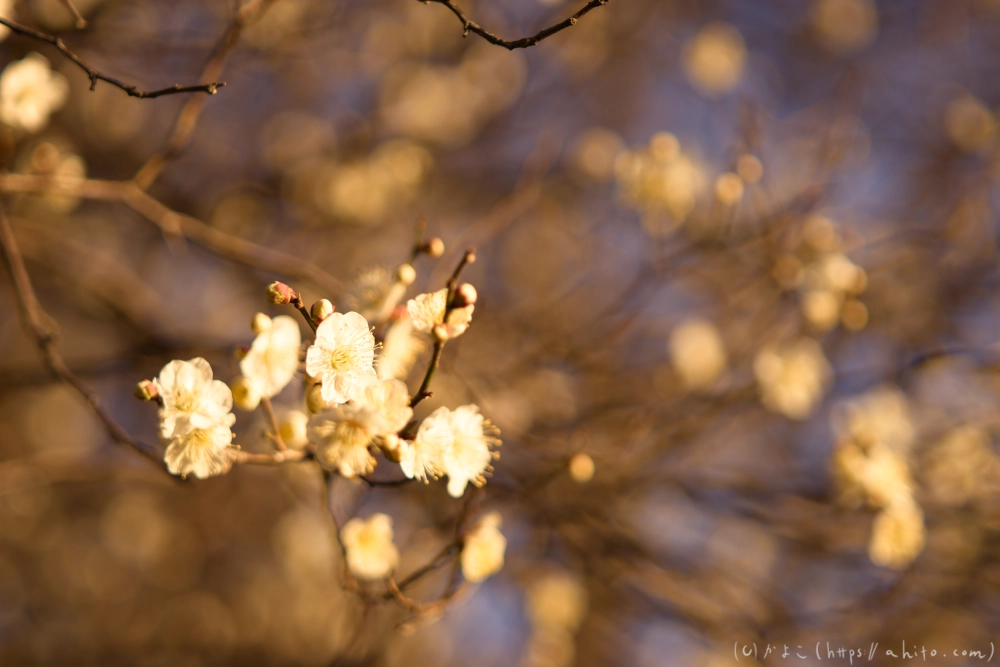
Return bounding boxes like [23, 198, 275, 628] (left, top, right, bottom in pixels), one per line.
[0, 52, 69, 133]
[153, 358, 235, 479]
[305, 311, 376, 404]
[407, 289, 474, 339]
[461, 511, 506, 583]
[377, 315, 427, 381]
[400, 404, 499, 497]
[240, 314, 302, 398]
[341, 513, 400, 580]
[753, 338, 832, 420]
[307, 376, 412, 477]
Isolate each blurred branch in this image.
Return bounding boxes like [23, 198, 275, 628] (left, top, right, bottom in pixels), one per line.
[423, 0, 609, 50]
[0, 174, 344, 296]
[58, 0, 88, 29]
[231, 448, 309, 465]
[0, 17, 224, 97]
[133, 0, 278, 190]
[0, 202, 166, 469]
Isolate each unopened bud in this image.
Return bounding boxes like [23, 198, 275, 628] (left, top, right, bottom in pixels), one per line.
[251, 312, 272, 334]
[266, 281, 295, 305]
[378, 433, 403, 462]
[397, 263, 416, 286]
[279, 411, 310, 450]
[306, 383, 330, 414]
[135, 379, 158, 401]
[452, 283, 477, 308]
[433, 323, 450, 343]
[569, 453, 595, 483]
[231, 376, 261, 411]
[310, 299, 335, 323]
[424, 237, 445, 258]
[464, 249, 477, 265]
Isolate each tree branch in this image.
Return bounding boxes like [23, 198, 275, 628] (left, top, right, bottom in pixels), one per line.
[0, 17, 224, 98]
[0, 201, 166, 469]
[57, 0, 88, 30]
[422, 0, 609, 50]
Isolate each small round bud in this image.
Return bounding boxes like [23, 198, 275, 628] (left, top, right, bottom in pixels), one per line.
[569, 453, 595, 483]
[231, 376, 261, 411]
[433, 323, 451, 343]
[465, 249, 477, 264]
[306, 383, 330, 414]
[397, 263, 417, 286]
[310, 299, 335, 323]
[135, 380, 158, 402]
[378, 433, 403, 462]
[266, 281, 295, 305]
[251, 312, 273, 334]
[279, 411, 310, 450]
[452, 283, 478, 309]
[424, 237, 445, 258]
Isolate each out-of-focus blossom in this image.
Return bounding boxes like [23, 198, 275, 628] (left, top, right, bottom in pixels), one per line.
[924, 425, 998, 506]
[377, 315, 427, 381]
[527, 570, 589, 633]
[568, 453, 595, 483]
[345, 265, 413, 325]
[240, 315, 302, 399]
[683, 23, 747, 96]
[668, 318, 728, 391]
[305, 311, 376, 405]
[868, 497, 925, 570]
[714, 172, 744, 205]
[407, 288, 474, 339]
[461, 511, 506, 583]
[833, 440, 914, 509]
[615, 132, 706, 230]
[833, 385, 914, 453]
[753, 338, 832, 420]
[308, 377, 411, 477]
[400, 404, 499, 497]
[568, 128, 624, 181]
[0, 52, 69, 132]
[811, 0, 878, 54]
[154, 358, 235, 440]
[944, 94, 996, 153]
[341, 513, 400, 580]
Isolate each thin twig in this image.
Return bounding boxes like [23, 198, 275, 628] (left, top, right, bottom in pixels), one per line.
[0, 17, 224, 98]
[0, 202, 165, 469]
[230, 447, 308, 465]
[133, 0, 278, 190]
[410, 248, 476, 407]
[0, 174, 344, 297]
[260, 396, 287, 451]
[57, 0, 88, 29]
[423, 0, 609, 50]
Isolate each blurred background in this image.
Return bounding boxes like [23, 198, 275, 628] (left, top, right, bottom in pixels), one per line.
[3, 0, 1000, 664]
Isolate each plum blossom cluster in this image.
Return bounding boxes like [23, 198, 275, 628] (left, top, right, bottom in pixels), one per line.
[135, 238, 506, 611]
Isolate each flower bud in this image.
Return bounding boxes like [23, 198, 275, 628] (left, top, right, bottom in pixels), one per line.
[310, 299, 335, 323]
[396, 263, 416, 286]
[378, 433, 403, 462]
[569, 453, 595, 483]
[266, 281, 295, 305]
[424, 237, 445, 258]
[279, 410, 310, 450]
[231, 376, 261, 411]
[135, 379, 158, 401]
[306, 383, 330, 414]
[251, 312, 272, 334]
[433, 323, 451, 343]
[452, 283, 478, 309]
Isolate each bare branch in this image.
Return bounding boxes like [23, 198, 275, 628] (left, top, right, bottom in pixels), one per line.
[0, 201, 166, 469]
[422, 0, 609, 50]
[133, 0, 279, 190]
[0, 17, 224, 98]
[0, 174, 344, 297]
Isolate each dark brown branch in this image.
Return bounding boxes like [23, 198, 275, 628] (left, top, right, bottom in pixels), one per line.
[57, 0, 88, 29]
[0, 17, 224, 98]
[410, 248, 476, 407]
[423, 0, 609, 50]
[0, 202, 165, 469]
[133, 0, 278, 189]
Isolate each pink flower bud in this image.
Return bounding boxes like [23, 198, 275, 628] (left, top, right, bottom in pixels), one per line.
[396, 263, 416, 286]
[452, 283, 477, 308]
[266, 281, 295, 305]
[135, 379, 158, 401]
[423, 237, 445, 258]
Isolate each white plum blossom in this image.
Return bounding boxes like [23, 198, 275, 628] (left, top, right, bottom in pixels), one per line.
[377, 315, 427, 381]
[0, 52, 69, 133]
[341, 513, 400, 580]
[163, 422, 235, 479]
[307, 376, 412, 477]
[240, 314, 302, 398]
[153, 358, 235, 440]
[407, 289, 474, 339]
[305, 311, 376, 404]
[752, 338, 832, 420]
[400, 404, 499, 497]
[461, 511, 506, 583]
